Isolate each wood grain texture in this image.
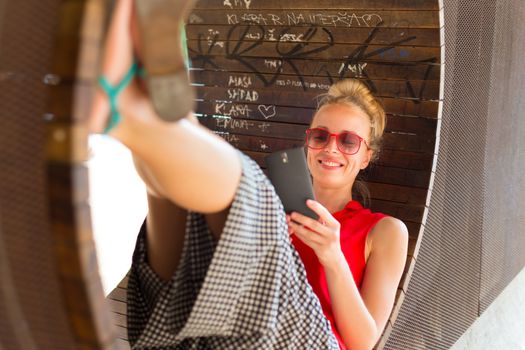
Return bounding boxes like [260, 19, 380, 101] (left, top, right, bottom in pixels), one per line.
[45, 0, 118, 348]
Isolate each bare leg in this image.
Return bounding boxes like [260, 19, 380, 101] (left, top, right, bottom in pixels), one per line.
[89, 0, 241, 280]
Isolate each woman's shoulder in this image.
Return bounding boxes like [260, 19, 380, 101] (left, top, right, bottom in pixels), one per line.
[368, 216, 409, 253]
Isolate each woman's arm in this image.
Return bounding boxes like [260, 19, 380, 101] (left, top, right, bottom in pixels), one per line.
[328, 217, 407, 349]
[289, 201, 408, 350]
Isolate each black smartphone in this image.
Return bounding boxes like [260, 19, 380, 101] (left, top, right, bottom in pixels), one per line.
[265, 147, 318, 220]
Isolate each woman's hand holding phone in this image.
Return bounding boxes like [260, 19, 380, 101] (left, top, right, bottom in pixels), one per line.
[287, 199, 344, 268]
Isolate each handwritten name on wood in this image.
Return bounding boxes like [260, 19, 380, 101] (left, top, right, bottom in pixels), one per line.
[223, 0, 252, 10]
[228, 74, 253, 88]
[226, 12, 383, 27]
[215, 102, 253, 117]
[213, 102, 277, 120]
[216, 117, 254, 130]
[227, 88, 259, 102]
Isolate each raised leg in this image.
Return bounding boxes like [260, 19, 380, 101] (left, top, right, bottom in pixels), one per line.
[89, 0, 241, 280]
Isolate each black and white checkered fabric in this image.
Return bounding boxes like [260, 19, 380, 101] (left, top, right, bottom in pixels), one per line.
[127, 152, 339, 349]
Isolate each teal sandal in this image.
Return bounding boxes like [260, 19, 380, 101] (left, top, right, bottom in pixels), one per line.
[134, 0, 196, 122]
[98, 62, 141, 133]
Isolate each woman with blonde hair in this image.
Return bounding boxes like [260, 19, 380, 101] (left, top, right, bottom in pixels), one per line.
[288, 78, 408, 349]
[91, 1, 407, 348]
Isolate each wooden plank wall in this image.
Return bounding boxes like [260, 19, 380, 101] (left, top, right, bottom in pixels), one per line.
[46, 0, 121, 349]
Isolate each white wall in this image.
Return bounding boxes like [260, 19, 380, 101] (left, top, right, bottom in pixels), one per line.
[87, 135, 148, 295]
[451, 267, 525, 350]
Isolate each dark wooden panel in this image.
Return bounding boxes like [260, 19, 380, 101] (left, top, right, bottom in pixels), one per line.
[189, 10, 440, 29]
[376, 149, 434, 170]
[217, 132, 304, 153]
[198, 101, 438, 136]
[187, 25, 441, 47]
[367, 182, 428, 205]
[196, 86, 440, 116]
[192, 70, 440, 100]
[404, 222, 422, 240]
[41, 0, 124, 348]
[187, 39, 441, 63]
[199, 116, 435, 153]
[242, 148, 434, 172]
[366, 164, 431, 188]
[197, 100, 314, 123]
[386, 115, 438, 137]
[195, 0, 439, 10]
[190, 56, 441, 81]
[108, 299, 127, 316]
[370, 199, 425, 223]
[236, 144, 431, 188]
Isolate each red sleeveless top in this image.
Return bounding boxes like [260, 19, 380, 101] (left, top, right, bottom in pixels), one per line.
[291, 200, 386, 349]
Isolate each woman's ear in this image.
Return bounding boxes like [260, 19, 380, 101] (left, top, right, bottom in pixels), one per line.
[360, 148, 373, 170]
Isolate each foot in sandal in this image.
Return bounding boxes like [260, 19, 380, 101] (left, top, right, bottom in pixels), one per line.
[89, 0, 196, 136]
[134, 0, 196, 122]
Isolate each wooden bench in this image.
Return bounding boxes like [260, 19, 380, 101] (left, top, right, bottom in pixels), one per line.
[107, 275, 131, 350]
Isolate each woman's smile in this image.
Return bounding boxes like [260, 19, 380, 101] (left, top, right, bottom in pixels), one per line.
[317, 157, 345, 170]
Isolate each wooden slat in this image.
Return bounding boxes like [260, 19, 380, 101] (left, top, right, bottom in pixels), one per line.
[407, 236, 418, 258]
[187, 25, 441, 47]
[111, 312, 127, 329]
[376, 149, 434, 170]
[197, 100, 313, 123]
[238, 144, 431, 188]
[195, 0, 440, 11]
[115, 326, 128, 341]
[239, 144, 434, 172]
[386, 115, 438, 137]
[108, 276, 130, 346]
[370, 200, 425, 223]
[108, 299, 127, 316]
[382, 132, 435, 153]
[197, 101, 438, 138]
[199, 115, 307, 139]
[197, 86, 440, 116]
[366, 164, 431, 188]
[367, 182, 428, 205]
[388, 288, 406, 326]
[45, 0, 120, 347]
[192, 70, 440, 100]
[376, 321, 394, 349]
[116, 337, 131, 350]
[404, 222, 421, 240]
[199, 116, 435, 153]
[189, 10, 440, 29]
[187, 39, 441, 63]
[107, 287, 127, 303]
[190, 56, 441, 81]
[399, 256, 416, 291]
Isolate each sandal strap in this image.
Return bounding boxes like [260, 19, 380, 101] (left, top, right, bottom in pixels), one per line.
[98, 62, 139, 133]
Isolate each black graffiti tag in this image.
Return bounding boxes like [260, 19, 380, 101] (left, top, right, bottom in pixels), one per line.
[190, 20, 438, 103]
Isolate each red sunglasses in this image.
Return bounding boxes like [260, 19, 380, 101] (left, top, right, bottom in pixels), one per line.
[305, 128, 369, 155]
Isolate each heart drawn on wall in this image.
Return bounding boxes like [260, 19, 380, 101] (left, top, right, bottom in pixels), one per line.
[258, 104, 276, 119]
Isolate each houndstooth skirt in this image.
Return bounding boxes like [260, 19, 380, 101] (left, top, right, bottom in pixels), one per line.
[126, 152, 340, 349]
